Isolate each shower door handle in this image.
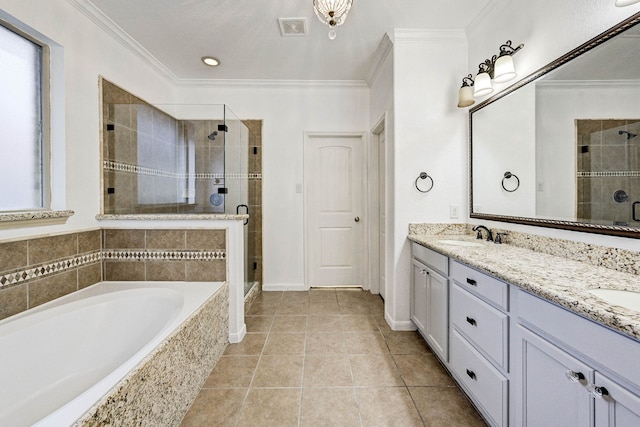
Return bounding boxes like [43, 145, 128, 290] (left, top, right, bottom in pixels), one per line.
[633, 201, 640, 222]
[236, 204, 249, 225]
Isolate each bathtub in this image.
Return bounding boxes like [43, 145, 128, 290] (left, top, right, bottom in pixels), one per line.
[0, 281, 227, 427]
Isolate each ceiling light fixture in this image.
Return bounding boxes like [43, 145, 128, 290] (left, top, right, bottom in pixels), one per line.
[201, 56, 220, 67]
[457, 40, 524, 108]
[313, 0, 353, 40]
[615, 0, 640, 6]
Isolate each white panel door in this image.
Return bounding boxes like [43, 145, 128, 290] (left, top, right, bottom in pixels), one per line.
[306, 134, 364, 287]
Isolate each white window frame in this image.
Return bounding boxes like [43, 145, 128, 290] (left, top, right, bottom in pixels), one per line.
[0, 11, 70, 226]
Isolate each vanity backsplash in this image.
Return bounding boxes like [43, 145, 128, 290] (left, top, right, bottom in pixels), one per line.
[408, 223, 639, 276]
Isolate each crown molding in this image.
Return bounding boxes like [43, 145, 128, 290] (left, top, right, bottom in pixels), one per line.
[366, 33, 393, 86]
[466, 0, 510, 37]
[393, 29, 467, 42]
[67, 0, 180, 82]
[173, 78, 368, 88]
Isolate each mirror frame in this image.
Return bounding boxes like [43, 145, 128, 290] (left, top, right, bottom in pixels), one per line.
[469, 11, 640, 239]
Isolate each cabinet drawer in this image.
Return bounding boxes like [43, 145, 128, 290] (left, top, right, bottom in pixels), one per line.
[450, 330, 508, 427]
[450, 260, 508, 310]
[412, 243, 448, 275]
[451, 284, 508, 369]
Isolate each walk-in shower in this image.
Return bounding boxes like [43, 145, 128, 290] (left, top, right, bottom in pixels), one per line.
[576, 119, 640, 225]
[101, 79, 261, 295]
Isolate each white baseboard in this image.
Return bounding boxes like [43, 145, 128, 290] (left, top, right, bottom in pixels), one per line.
[262, 283, 309, 292]
[385, 312, 418, 331]
[229, 323, 247, 344]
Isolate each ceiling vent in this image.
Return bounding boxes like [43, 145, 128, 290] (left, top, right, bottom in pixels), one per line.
[278, 18, 308, 37]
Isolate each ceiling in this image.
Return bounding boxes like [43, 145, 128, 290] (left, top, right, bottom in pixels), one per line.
[86, 0, 494, 82]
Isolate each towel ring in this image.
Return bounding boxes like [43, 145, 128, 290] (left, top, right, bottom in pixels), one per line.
[501, 171, 520, 192]
[415, 172, 434, 193]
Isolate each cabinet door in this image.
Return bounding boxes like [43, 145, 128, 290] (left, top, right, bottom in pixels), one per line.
[517, 325, 593, 427]
[411, 259, 428, 332]
[594, 372, 640, 426]
[425, 266, 448, 361]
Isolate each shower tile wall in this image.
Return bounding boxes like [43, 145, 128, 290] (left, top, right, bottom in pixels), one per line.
[187, 120, 226, 213]
[102, 79, 199, 214]
[0, 230, 102, 320]
[244, 120, 263, 288]
[577, 119, 640, 225]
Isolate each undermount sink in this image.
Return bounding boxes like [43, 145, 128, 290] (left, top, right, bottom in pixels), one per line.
[437, 239, 484, 248]
[588, 289, 640, 312]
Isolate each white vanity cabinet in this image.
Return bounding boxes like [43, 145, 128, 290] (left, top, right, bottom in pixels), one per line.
[512, 288, 640, 427]
[449, 260, 510, 427]
[411, 243, 449, 362]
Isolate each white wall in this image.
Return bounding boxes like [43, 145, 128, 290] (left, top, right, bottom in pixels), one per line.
[0, 0, 175, 242]
[466, 0, 640, 250]
[171, 83, 370, 289]
[387, 30, 469, 329]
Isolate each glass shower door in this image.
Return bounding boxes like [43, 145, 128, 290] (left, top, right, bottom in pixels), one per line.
[223, 106, 254, 295]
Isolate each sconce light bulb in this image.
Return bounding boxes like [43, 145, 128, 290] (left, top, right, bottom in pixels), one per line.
[328, 29, 337, 40]
[493, 55, 517, 83]
[474, 72, 494, 97]
[457, 85, 475, 108]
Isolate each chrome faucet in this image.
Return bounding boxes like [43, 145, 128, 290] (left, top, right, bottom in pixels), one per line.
[472, 225, 493, 241]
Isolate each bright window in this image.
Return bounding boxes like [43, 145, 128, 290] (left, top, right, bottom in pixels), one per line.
[0, 23, 44, 211]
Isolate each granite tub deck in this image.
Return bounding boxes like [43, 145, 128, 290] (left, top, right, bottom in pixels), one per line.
[74, 283, 229, 427]
[408, 233, 640, 342]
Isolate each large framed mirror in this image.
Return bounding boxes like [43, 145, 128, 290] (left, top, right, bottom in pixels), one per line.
[470, 12, 640, 238]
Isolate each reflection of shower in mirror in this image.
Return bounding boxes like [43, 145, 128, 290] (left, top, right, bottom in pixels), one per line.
[618, 130, 637, 140]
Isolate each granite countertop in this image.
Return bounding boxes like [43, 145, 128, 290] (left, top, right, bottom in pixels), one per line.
[408, 233, 640, 342]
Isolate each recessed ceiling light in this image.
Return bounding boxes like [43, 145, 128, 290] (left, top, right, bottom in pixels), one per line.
[202, 56, 220, 67]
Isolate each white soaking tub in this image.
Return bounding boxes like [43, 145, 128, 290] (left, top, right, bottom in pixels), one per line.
[0, 281, 225, 427]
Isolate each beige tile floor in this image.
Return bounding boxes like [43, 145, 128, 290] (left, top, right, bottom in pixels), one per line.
[180, 289, 487, 427]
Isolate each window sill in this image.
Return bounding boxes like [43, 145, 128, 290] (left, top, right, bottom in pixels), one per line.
[0, 210, 74, 229]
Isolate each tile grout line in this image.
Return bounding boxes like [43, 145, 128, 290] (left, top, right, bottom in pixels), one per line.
[233, 293, 280, 426]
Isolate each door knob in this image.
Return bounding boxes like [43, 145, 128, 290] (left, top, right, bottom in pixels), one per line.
[354, 216, 360, 222]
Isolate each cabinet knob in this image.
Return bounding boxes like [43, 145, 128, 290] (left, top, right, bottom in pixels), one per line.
[587, 384, 609, 399]
[565, 370, 585, 383]
[466, 278, 477, 286]
[420, 270, 427, 276]
[466, 316, 477, 326]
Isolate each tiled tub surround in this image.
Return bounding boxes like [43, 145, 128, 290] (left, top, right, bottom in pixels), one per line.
[75, 282, 229, 427]
[0, 230, 102, 320]
[0, 228, 227, 320]
[103, 229, 226, 282]
[408, 225, 640, 341]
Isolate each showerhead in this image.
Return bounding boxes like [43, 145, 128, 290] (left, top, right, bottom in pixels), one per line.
[207, 131, 218, 141]
[618, 130, 637, 139]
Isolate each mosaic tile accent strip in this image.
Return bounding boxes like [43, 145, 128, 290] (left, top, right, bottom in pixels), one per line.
[0, 249, 226, 290]
[102, 250, 226, 261]
[577, 170, 640, 177]
[104, 161, 262, 180]
[0, 251, 102, 288]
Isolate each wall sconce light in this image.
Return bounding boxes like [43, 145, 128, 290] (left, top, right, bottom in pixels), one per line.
[457, 74, 475, 108]
[615, 0, 640, 6]
[458, 40, 524, 108]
